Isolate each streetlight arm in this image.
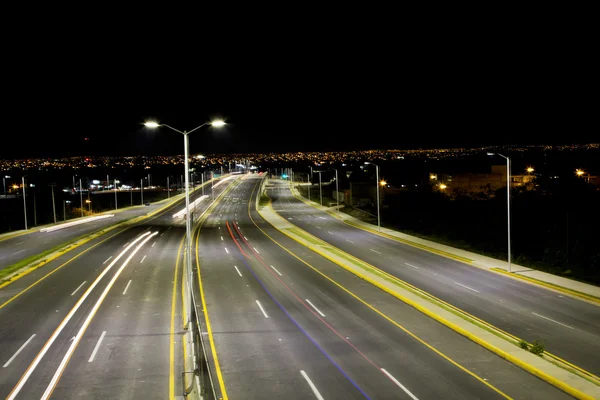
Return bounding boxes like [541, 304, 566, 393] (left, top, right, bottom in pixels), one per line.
[186, 122, 211, 135]
[496, 153, 509, 161]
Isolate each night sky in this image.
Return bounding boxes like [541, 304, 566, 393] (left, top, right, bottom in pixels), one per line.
[1, 18, 595, 160]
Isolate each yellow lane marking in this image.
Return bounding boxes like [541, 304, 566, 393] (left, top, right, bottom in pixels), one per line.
[194, 181, 238, 400]
[249, 180, 512, 399]
[170, 236, 184, 399]
[491, 267, 600, 305]
[285, 180, 600, 384]
[0, 230, 124, 309]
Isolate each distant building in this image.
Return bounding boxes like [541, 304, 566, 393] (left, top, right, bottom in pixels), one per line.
[430, 165, 536, 195]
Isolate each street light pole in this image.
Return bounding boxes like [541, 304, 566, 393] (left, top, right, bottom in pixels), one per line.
[79, 178, 84, 218]
[115, 179, 118, 210]
[318, 171, 322, 206]
[22, 177, 28, 230]
[365, 162, 381, 232]
[50, 184, 57, 224]
[489, 153, 511, 273]
[335, 168, 340, 216]
[140, 179, 144, 204]
[167, 176, 170, 198]
[144, 119, 226, 326]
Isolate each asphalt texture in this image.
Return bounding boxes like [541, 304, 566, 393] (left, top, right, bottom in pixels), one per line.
[269, 180, 600, 377]
[195, 175, 571, 400]
[0, 176, 239, 399]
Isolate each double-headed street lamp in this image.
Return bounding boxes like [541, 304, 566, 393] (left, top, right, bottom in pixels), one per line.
[144, 119, 226, 323]
[488, 152, 512, 273]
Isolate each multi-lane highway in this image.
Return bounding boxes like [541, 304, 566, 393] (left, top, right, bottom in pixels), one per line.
[195, 174, 569, 399]
[267, 179, 600, 377]
[0, 176, 238, 399]
[0, 192, 185, 271]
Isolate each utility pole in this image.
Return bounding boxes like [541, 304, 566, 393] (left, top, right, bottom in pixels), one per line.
[50, 184, 57, 224]
[141, 179, 144, 205]
[114, 179, 118, 210]
[167, 176, 170, 198]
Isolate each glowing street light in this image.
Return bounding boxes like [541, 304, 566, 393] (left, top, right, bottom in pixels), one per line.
[526, 167, 534, 174]
[575, 169, 585, 177]
[439, 183, 447, 190]
[144, 118, 226, 324]
[380, 180, 387, 187]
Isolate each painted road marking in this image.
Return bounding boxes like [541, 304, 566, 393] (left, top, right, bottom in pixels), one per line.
[369, 249, 382, 255]
[3, 334, 36, 368]
[123, 280, 132, 295]
[12, 249, 25, 255]
[256, 300, 269, 318]
[88, 331, 106, 362]
[221, 236, 224, 241]
[234, 266, 243, 277]
[103, 256, 112, 265]
[346, 239, 355, 244]
[300, 370, 324, 400]
[140, 255, 146, 264]
[327, 231, 334, 235]
[5, 232, 153, 400]
[71, 281, 87, 296]
[225, 247, 229, 254]
[16, 241, 24, 245]
[532, 312, 574, 330]
[253, 247, 260, 254]
[306, 299, 326, 317]
[405, 263, 420, 269]
[270, 265, 283, 276]
[454, 282, 480, 293]
[381, 368, 419, 400]
[122, 242, 129, 248]
[152, 242, 156, 247]
[39, 233, 157, 400]
[316, 226, 322, 229]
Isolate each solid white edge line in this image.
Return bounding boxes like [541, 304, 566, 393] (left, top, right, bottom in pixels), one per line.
[102, 256, 112, 265]
[300, 370, 324, 400]
[140, 255, 147, 264]
[532, 312, 575, 330]
[453, 282, 480, 293]
[40, 232, 157, 400]
[255, 300, 269, 318]
[269, 265, 283, 276]
[405, 263, 419, 269]
[71, 281, 87, 296]
[305, 299, 326, 317]
[5, 231, 152, 400]
[88, 331, 107, 362]
[3, 334, 36, 368]
[234, 266, 243, 277]
[381, 368, 419, 400]
[122, 280, 132, 295]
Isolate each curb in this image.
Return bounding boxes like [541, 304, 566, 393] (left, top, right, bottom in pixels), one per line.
[258, 183, 600, 399]
[289, 182, 600, 306]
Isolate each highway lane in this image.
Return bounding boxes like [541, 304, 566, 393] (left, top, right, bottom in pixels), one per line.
[0, 176, 240, 399]
[196, 175, 569, 399]
[0, 178, 227, 272]
[269, 180, 600, 376]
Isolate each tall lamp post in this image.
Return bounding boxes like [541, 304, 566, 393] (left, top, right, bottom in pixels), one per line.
[3, 175, 10, 197]
[331, 168, 340, 217]
[364, 162, 382, 232]
[488, 152, 511, 273]
[145, 119, 226, 323]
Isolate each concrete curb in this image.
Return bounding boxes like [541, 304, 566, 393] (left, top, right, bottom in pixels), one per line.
[257, 180, 600, 400]
[289, 182, 600, 305]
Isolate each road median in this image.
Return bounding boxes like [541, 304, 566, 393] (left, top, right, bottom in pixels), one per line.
[257, 181, 600, 400]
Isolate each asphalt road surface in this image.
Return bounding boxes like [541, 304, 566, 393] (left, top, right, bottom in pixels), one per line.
[0, 175, 240, 399]
[0, 182, 224, 272]
[268, 180, 600, 378]
[195, 174, 570, 400]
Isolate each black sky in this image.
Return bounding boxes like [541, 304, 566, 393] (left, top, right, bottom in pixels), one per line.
[1, 13, 596, 160]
